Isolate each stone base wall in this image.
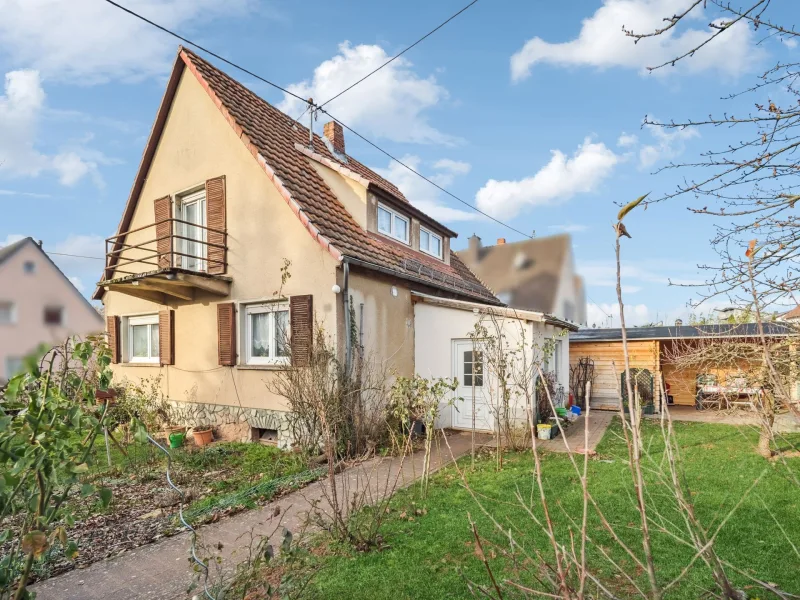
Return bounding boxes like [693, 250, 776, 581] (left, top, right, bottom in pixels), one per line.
[168, 402, 293, 448]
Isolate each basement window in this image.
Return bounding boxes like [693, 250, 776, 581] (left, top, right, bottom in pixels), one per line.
[252, 427, 279, 446]
[377, 203, 409, 244]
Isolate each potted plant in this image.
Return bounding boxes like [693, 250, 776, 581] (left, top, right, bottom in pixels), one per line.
[192, 426, 214, 446]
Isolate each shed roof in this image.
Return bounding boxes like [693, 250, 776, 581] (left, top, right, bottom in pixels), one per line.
[571, 322, 795, 342]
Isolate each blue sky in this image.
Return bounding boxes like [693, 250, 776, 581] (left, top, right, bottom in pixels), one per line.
[1, 0, 796, 325]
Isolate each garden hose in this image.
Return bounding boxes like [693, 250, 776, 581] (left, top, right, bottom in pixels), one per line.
[146, 434, 215, 600]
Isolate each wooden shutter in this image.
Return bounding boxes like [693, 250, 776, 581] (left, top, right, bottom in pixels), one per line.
[206, 176, 227, 275]
[290, 295, 313, 367]
[159, 310, 174, 366]
[107, 316, 120, 364]
[217, 302, 236, 366]
[154, 196, 173, 269]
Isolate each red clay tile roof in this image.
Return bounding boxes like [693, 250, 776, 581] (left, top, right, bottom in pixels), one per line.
[179, 48, 498, 304]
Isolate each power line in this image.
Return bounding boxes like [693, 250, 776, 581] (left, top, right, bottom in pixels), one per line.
[97, 0, 532, 241]
[47, 251, 105, 261]
[317, 0, 479, 111]
[100, 0, 310, 105]
[292, 0, 478, 126]
[317, 107, 533, 238]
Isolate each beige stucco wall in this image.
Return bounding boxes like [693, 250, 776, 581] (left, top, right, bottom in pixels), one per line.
[0, 241, 104, 380]
[309, 161, 368, 230]
[103, 65, 339, 412]
[345, 269, 415, 380]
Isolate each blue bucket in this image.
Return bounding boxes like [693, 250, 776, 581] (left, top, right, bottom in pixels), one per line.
[570, 406, 582, 416]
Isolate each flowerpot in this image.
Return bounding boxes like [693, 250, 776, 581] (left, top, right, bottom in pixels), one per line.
[168, 432, 185, 449]
[95, 389, 117, 406]
[536, 424, 552, 440]
[192, 428, 214, 446]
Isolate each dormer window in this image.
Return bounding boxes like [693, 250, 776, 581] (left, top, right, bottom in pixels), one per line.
[377, 203, 409, 244]
[420, 227, 443, 259]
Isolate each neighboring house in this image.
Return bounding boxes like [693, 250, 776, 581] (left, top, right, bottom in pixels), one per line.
[0, 237, 104, 382]
[779, 306, 800, 322]
[570, 323, 795, 411]
[456, 234, 587, 325]
[95, 47, 575, 446]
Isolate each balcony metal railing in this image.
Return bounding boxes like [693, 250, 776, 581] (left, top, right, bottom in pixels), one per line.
[103, 218, 227, 280]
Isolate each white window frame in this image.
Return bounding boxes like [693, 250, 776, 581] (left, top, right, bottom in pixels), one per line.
[126, 314, 160, 364]
[243, 302, 290, 366]
[175, 188, 207, 272]
[0, 301, 15, 325]
[419, 226, 443, 259]
[377, 203, 410, 244]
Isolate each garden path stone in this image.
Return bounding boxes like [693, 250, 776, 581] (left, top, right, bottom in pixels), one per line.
[537, 410, 613, 453]
[31, 431, 490, 600]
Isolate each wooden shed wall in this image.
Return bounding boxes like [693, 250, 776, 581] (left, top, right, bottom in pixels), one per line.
[570, 340, 661, 409]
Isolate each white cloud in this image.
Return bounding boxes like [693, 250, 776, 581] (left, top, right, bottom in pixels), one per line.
[579, 258, 706, 289]
[433, 159, 471, 175]
[587, 302, 652, 328]
[617, 132, 638, 148]
[475, 137, 620, 219]
[68, 276, 85, 293]
[510, 0, 764, 82]
[280, 42, 456, 145]
[0, 0, 251, 83]
[0, 70, 103, 187]
[0, 234, 25, 247]
[375, 155, 478, 222]
[548, 224, 589, 233]
[637, 122, 698, 169]
[0, 189, 51, 198]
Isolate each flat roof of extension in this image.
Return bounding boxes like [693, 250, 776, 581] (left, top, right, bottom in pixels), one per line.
[571, 322, 795, 342]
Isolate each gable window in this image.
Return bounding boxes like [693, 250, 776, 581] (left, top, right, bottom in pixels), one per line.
[0, 302, 14, 325]
[377, 203, 409, 244]
[419, 227, 443, 259]
[175, 188, 207, 272]
[23, 261, 36, 274]
[44, 306, 63, 326]
[127, 314, 159, 363]
[244, 302, 290, 365]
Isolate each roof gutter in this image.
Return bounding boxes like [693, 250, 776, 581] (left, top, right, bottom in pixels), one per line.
[342, 256, 503, 306]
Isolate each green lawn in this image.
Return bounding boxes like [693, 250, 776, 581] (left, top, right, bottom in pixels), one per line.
[310, 420, 800, 599]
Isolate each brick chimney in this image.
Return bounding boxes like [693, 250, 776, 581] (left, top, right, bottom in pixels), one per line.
[323, 121, 345, 154]
[465, 234, 482, 263]
[497, 238, 506, 245]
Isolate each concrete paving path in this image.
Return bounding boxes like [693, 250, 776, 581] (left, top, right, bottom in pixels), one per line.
[536, 410, 614, 453]
[31, 431, 489, 600]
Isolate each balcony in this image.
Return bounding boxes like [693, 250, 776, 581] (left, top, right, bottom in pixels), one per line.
[100, 218, 231, 302]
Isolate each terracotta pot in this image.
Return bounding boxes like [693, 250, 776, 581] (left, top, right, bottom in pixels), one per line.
[95, 389, 117, 406]
[192, 428, 214, 446]
[166, 425, 187, 435]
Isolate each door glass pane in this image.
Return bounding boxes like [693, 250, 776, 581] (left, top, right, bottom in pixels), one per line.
[394, 216, 408, 241]
[150, 324, 159, 359]
[132, 325, 148, 358]
[378, 207, 392, 233]
[251, 313, 270, 357]
[274, 310, 289, 357]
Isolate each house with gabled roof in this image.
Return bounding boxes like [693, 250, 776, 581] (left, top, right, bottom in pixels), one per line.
[457, 233, 586, 325]
[95, 47, 574, 445]
[0, 237, 104, 382]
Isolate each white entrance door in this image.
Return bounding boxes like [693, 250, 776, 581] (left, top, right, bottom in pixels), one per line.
[176, 190, 207, 272]
[452, 340, 493, 431]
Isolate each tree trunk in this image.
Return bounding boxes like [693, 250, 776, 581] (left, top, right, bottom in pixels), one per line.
[757, 409, 774, 458]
